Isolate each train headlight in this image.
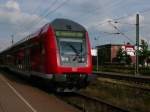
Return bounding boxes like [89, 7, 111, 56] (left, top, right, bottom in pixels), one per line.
[61, 56, 69, 62]
[78, 57, 85, 63]
[81, 58, 85, 62]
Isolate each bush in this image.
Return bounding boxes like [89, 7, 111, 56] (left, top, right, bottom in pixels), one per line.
[93, 65, 150, 76]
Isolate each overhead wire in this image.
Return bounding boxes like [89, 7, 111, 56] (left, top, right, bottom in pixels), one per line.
[15, 0, 69, 42]
[89, 7, 150, 43]
[17, 0, 150, 35]
[17, 0, 131, 38]
[108, 21, 135, 44]
[38, 0, 58, 17]
[139, 7, 150, 14]
[74, 0, 123, 21]
[12, 1, 150, 47]
[78, 0, 126, 27]
[32, 0, 59, 25]
[30, 0, 45, 14]
[90, 5, 150, 28]
[23, 0, 59, 32]
[34, 0, 70, 28]
[14, 0, 109, 43]
[91, 9, 150, 46]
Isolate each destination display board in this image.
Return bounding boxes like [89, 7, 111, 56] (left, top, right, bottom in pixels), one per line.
[55, 31, 84, 38]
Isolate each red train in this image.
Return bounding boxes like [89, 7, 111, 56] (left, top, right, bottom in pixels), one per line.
[0, 18, 93, 92]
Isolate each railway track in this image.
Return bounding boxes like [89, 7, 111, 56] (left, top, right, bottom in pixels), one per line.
[58, 92, 130, 112]
[93, 71, 150, 84]
[97, 77, 150, 92]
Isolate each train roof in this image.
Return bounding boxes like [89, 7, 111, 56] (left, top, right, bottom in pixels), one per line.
[0, 18, 86, 54]
[51, 18, 86, 31]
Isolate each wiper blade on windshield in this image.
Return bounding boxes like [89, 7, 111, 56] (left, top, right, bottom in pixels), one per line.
[68, 43, 80, 56]
[67, 43, 82, 61]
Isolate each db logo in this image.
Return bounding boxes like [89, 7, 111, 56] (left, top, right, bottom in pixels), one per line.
[72, 68, 77, 72]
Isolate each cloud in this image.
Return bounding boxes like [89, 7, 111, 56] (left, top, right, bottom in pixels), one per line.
[6, 0, 20, 12]
[0, 0, 49, 50]
[124, 14, 144, 24]
[0, 0, 20, 13]
[0, 0, 48, 36]
[0, 0, 150, 50]
[87, 18, 123, 36]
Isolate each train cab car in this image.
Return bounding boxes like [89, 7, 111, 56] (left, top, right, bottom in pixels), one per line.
[0, 18, 93, 91]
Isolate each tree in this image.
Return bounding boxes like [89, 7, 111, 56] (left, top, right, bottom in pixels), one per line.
[116, 47, 132, 65]
[138, 39, 149, 66]
[116, 48, 124, 63]
[147, 52, 150, 65]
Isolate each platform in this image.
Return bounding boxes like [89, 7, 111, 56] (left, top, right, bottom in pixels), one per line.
[0, 73, 80, 112]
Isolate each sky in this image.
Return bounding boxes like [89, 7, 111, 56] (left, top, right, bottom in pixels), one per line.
[0, 0, 150, 51]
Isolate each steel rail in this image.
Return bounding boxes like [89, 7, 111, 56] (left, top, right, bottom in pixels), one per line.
[58, 92, 130, 112]
[97, 78, 150, 92]
[93, 71, 150, 84]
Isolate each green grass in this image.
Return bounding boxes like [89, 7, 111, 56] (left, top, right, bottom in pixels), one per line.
[81, 78, 150, 112]
[93, 65, 150, 76]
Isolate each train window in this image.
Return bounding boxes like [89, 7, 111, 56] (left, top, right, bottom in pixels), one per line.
[60, 39, 83, 55]
[58, 38, 87, 64]
[55, 31, 84, 38]
[31, 42, 44, 54]
[40, 42, 45, 55]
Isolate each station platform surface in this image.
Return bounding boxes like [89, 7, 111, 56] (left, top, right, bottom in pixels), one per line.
[0, 74, 34, 112]
[0, 73, 80, 112]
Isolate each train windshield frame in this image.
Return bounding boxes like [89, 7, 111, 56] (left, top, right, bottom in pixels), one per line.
[59, 39, 83, 55]
[55, 31, 87, 67]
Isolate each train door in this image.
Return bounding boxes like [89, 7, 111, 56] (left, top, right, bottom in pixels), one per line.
[24, 48, 31, 72]
[30, 41, 45, 73]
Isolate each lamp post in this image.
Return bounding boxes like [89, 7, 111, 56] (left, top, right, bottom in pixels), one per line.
[135, 14, 139, 75]
[96, 47, 99, 71]
[94, 37, 99, 71]
[11, 35, 14, 45]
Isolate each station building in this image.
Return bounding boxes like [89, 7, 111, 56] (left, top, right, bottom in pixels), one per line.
[95, 44, 136, 65]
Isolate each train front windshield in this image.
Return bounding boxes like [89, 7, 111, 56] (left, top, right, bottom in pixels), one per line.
[59, 38, 87, 66]
[55, 31, 87, 67]
[60, 39, 83, 56]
